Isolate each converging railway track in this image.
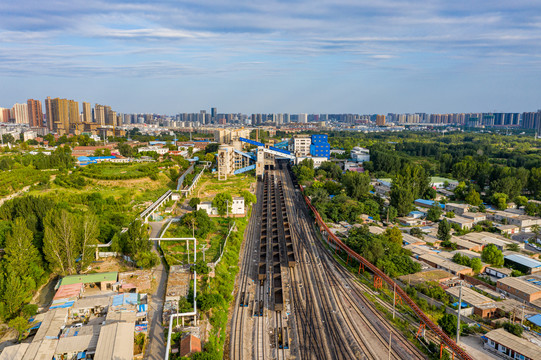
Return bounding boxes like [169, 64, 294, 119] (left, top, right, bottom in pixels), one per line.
[229, 160, 426, 360]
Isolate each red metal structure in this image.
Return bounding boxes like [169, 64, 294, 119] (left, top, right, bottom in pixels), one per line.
[301, 191, 473, 360]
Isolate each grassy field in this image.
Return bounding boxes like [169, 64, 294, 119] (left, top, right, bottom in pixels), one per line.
[161, 217, 232, 265]
[193, 172, 257, 201]
[24, 171, 173, 233]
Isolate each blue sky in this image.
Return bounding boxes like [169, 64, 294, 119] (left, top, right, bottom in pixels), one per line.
[0, 0, 540, 114]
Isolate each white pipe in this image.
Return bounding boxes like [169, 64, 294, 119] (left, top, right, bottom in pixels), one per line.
[164, 236, 197, 360]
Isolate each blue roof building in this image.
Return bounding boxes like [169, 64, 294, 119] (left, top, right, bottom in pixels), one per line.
[77, 155, 117, 166]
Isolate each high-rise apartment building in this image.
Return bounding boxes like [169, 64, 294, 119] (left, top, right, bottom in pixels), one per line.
[298, 113, 308, 123]
[51, 98, 69, 133]
[0, 108, 10, 122]
[27, 99, 44, 127]
[211, 107, 217, 119]
[376, 114, 386, 126]
[522, 111, 541, 130]
[107, 110, 116, 126]
[68, 100, 79, 125]
[83, 102, 92, 123]
[95, 104, 106, 125]
[12, 103, 29, 124]
[45, 96, 53, 130]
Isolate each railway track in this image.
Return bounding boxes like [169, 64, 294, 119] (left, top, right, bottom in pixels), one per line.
[229, 174, 263, 360]
[231, 161, 427, 360]
[281, 162, 426, 360]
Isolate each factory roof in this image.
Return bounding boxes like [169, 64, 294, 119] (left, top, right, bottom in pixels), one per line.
[446, 286, 493, 307]
[0, 343, 29, 360]
[498, 277, 541, 295]
[94, 322, 135, 360]
[33, 308, 68, 341]
[484, 328, 541, 360]
[504, 254, 541, 269]
[23, 339, 58, 360]
[418, 253, 472, 274]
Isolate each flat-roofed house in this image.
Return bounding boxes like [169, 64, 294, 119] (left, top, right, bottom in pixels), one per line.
[445, 203, 469, 215]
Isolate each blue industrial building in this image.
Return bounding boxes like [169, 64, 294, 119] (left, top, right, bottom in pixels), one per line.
[310, 134, 330, 158]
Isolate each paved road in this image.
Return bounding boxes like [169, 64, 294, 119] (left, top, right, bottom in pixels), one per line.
[144, 220, 168, 360]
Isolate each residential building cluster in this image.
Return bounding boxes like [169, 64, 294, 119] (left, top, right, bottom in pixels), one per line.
[0, 272, 148, 360]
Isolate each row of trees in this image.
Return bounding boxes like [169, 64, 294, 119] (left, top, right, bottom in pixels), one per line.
[0, 194, 157, 323]
[0, 145, 74, 171]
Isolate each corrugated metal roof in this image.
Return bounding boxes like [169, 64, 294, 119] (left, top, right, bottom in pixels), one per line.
[485, 328, 541, 360]
[528, 314, 541, 327]
[0, 343, 29, 360]
[504, 254, 541, 269]
[94, 322, 135, 360]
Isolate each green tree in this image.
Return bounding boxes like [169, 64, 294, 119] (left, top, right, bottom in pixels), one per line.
[78, 213, 99, 273]
[446, 211, 456, 218]
[427, 203, 443, 222]
[514, 196, 528, 208]
[453, 181, 468, 200]
[438, 313, 458, 336]
[385, 227, 403, 245]
[492, 193, 508, 210]
[465, 189, 482, 206]
[506, 243, 520, 252]
[410, 227, 424, 239]
[384, 206, 398, 222]
[204, 143, 219, 154]
[503, 322, 523, 337]
[241, 190, 257, 207]
[390, 185, 414, 217]
[2, 134, 15, 144]
[204, 153, 215, 163]
[189, 197, 201, 209]
[122, 220, 150, 255]
[9, 316, 29, 341]
[1, 274, 30, 319]
[470, 258, 482, 273]
[481, 244, 504, 266]
[43, 209, 79, 275]
[3, 218, 43, 281]
[117, 142, 134, 157]
[213, 192, 233, 216]
[437, 219, 452, 241]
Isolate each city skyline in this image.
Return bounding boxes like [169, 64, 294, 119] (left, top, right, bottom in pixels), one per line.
[0, 1, 540, 114]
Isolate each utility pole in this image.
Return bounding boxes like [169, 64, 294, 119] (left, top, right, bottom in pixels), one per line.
[521, 301, 525, 326]
[456, 281, 463, 344]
